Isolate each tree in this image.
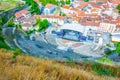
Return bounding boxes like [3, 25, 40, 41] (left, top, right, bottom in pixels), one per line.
[24, 0, 33, 5]
[60, 0, 65, 5]
[84, 0, 89, 2]
[12, 48, 21, 59]
[29, 1, 40, 14]
[40, 0, 60, 6]
[66, 0, 70, 4]
[0, 17, 8, 25]
[61, 13, 66, 16]
[0, 19, 3, 25]
[115, 42, 120, 56]
[6, 17, 15, 27]
[117, 4, 120, 13]
[38, 19, 49, 31]
[36, 18, 41, 25]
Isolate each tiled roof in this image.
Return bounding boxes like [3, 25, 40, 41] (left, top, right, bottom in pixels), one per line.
[76, 2, 88, 9]
[108, 0, 120, 4]
[103, 4, 109, 9]
[15, 10, 29, 18]
[101, 20, 117, 24]
[62, 5, 70, 9]
[81, 21, 100, 26]
[37, 15, 65, 20]
[22, 23, 31, 27]
[45, 4, 55, 9]
[90, 2, 102, 8]
[77, 11, 85, 16]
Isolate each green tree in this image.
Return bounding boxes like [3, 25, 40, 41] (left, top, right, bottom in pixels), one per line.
[36, 18, 41, 25]
[0, 17, 8, 25]
[38, 19, 49, 31]
[84, 0, 89, 2]
[117, 4, 120, 13]
[0, 19, 3, 25]
[24, 0, 33, 5]
[12, 48, 21, 59]
[60, 0, 65, 5]
[66, 0, 70, 4]
[61, 13, 66, 16]
[29, 1, 40, 14]
[40, 0, 60, 6]
[115, 42, 120, 56]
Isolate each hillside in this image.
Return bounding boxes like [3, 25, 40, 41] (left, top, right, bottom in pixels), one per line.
[0, 49, 120, 80]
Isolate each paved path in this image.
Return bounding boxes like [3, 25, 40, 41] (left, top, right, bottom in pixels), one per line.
[2, 27, 18, 48]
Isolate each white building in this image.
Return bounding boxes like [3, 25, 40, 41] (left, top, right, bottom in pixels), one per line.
[14, 10, 31, 24]
[39, 15, 65, 25]
[100, 21, 117, 33]
[21, 23, 33, 31]
[43, 4, 56, 15]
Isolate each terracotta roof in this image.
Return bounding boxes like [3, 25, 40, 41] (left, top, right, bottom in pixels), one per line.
[15, 12, 23, 18]
[91, 9, 98, 12]
[71, 14, 77, 17]
[76, 3, 88, 9]
[38, 15, 65, 20]
[70, 8, 78, 11]
[21, 10, 29, 14]
[81, 21, 100, 26]
[24, 15, 36, 23]
[15, 10, 29, 18]
[90, 2, 102, 8]
[96, 0, 107, 3]
[77, 11, 85, 16]
[62, 5, 70, 9]
[45, 4, 55, 9]
[22, 23, 31, 27]
[117, 18, 120, 21]
[103, 4, 109, 9]
[85, 13, 99, 17]
[108, 0, 120, 4]
[101, 20, 117, 24]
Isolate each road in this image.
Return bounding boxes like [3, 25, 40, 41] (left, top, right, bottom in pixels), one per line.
[2, 27, 18, 48]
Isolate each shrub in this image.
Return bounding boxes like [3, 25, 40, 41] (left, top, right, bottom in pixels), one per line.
[91, 64, 116, 76]
[12, 48, 21, 59]
[0, 41, 10, 49]
[84, 0, 89, 2]
[98, 57, 113, 64]
[66, 58, 74, 63]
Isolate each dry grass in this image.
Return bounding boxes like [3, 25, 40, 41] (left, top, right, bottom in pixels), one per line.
[0, 0, 19, 11]
[0, 48, 119, 80]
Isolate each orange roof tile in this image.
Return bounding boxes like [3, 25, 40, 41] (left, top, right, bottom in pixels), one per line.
[70, 8, 78, 11]
[15, 10, 29, 18]
[76, 3, 88, 9]
[77, 11, 85, 16]
[81, 21, 100, 26]
[38, 15, 65, 20]
[45, 4, 55, 9]
[62, 5, 70, 9]
[103, 4, 109, 9]
[116, 25, 120, 28]
[91, 9, 98, 12]
[108, 0, 120, 4]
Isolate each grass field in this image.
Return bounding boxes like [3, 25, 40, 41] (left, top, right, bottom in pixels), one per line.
[0, 0, 22, 11]
[0, 48, 120, 80]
